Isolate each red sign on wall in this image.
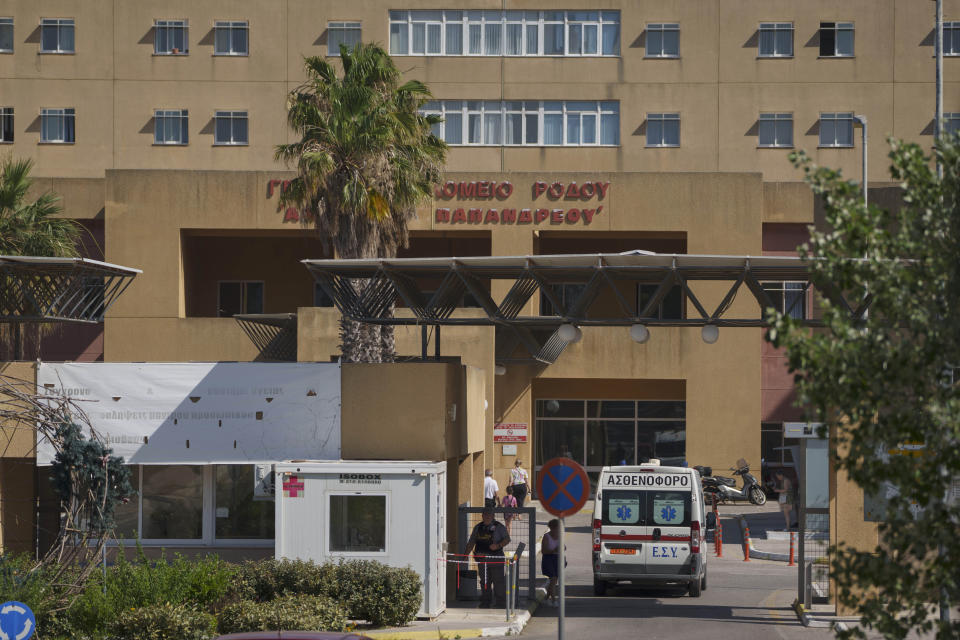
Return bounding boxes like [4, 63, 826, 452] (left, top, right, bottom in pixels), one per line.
[494, 423, 528, 443]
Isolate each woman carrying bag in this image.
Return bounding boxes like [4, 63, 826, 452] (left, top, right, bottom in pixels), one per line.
[509, 460, 530, 508]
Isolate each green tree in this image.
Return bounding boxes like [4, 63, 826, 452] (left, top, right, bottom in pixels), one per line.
[276, 43, 447, 363]
[0, 156, 83, 359]
[768, 136, 960, 639]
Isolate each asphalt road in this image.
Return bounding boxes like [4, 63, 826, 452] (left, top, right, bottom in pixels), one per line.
[522, 508, 833, 640]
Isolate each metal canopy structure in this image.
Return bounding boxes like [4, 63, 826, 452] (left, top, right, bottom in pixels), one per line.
[303, 252, 871, 365]
[0, 256, 141, 324]
[234, 313, 298, 362]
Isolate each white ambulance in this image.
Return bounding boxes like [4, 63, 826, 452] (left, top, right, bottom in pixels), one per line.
[591, 461, 713, 597]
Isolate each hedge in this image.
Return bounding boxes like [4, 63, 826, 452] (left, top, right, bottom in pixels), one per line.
[230, 558, 422, 626]
[217, 594, 348, 634]
[109, 603, 217, 640]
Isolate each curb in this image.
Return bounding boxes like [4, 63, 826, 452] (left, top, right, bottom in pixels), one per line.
[734, 514, 790, 562]
[366, 593, 542, 639]
[792, 599, 841, 630]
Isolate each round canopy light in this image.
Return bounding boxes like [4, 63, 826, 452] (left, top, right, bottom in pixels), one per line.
[629, 324, 650, 344]
[558, 323, 580, 342]
[494, 364, 507, 376]
[701, 324, 720, 344]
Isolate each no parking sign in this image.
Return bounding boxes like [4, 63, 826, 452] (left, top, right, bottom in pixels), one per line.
[0, 601, 36, 640]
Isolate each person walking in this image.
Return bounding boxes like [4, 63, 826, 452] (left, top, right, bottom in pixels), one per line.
[541, 518, 561, 607]
[774, 470, 794, 531]
[509, 460, 530, 508]
[464, 507, 511, 608]
[502, 485, 518, 535]
[483, 468, 500, 508]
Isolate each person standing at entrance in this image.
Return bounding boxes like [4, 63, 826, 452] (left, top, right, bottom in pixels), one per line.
[484, 469, 500, 508]
[774, 470, 794, 531]
[465, 507, 511, 608]
[502, 485, 518, 534]
[509, 460, 530, 508]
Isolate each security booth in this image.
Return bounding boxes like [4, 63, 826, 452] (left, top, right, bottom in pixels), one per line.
[274, 460, 447, 618]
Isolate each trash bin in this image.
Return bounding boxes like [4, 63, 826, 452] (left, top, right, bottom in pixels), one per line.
[457, 569, 480, 600]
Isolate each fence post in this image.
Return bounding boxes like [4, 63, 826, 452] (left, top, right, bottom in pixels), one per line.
[715, 520, 723, 557]
[743, 524, 751, 562]
[788, 531, 796, 567]
[505, 559, 512, 621]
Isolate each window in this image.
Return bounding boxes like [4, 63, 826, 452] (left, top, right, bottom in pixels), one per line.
[758, 22, 793, 57]
[328, 21, 361, 56]
[0, 18, 12, 52]
[155, 19, 188, 54]
[214, 21, 248, 55]
[758, 112, 793, 148]
[421, 100, 618, 146]
[40, 108, 75, 143]
[218, 281, 264, 317]
[40, 18, 74, 53]
[142, 465, 204, 540]
[819, 22, 854, 57]
[0, 108, 12, 143]
[114, 465, 275, 543]
[536, 399, 686, 478]
[761, 422, 800, 467]
[762, 281, 807, 319]
[389, 10, 619, 56]
[645, 23, 679, 58]
[214, 110, 248, 145]
[946, 113, 960, 136]
[540, 283, 587, 316]
[646, 113, 680, 147]
[154, 109, 189, 145]
[215, 465, 274, 540]
[637, 284, 684, 320]
[946, 22, 960, 56]
[819, 112, 854, 147]
[329, 494, 387, 553]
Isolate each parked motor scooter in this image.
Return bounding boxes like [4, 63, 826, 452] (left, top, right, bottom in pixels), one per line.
[696, 463, 766, 506]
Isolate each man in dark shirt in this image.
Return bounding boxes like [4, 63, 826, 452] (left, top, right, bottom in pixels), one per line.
[464, 506, 511, 608]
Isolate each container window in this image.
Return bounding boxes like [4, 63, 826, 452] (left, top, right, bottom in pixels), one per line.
[330, 494, 386, 553]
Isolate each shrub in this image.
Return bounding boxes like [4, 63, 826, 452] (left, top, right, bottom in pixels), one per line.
[67, 547, 235, 637]
[335, 560, 421, 627]
[228, 558, 337, 602]
[109, 603, 217, 640]
[230, 558, 421, 627]
[217, 594, 348, 634]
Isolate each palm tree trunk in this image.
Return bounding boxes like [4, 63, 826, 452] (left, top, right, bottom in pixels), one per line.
[380, 304, 396, 363]
[13, 322, 22, 361]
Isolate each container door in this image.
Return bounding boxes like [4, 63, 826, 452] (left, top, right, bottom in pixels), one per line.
[641, 488, 692, 575]
[600, 489, 648, 571]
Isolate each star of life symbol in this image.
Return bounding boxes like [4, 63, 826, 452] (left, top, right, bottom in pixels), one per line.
[660, 505, 677, 522]
[616, 505, 632, 520]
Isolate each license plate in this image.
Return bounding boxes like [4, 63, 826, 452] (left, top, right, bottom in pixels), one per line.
[609, 548, 636, 555]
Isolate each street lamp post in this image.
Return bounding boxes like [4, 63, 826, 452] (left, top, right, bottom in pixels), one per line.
[852, 115, 868, 206]
[936, 0, 944, 179]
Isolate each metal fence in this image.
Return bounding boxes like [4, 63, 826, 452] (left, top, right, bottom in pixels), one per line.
[798, 506, 830, 607]
[458, 506, 537, 602]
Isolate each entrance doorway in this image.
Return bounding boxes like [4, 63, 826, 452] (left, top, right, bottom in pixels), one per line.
[534, 399, 686, 490]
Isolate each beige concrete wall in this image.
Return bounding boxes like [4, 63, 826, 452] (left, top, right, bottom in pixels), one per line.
[340, 361, 460, 461]
[3, 1, 958, 180]
[0, 361, 38, 553]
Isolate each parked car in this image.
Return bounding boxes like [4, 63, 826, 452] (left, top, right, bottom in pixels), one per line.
[216, 633, 374, 640]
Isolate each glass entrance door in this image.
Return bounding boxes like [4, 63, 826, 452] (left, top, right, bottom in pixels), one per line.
[534, 399, 686, 492]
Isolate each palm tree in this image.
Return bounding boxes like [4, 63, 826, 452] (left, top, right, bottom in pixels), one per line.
[276, 43, 447, 363]
[0, 156, 82, 359]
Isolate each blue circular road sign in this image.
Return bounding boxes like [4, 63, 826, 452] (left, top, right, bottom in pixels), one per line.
[537, 457, 590, 518]
[0, 601, 36, 640]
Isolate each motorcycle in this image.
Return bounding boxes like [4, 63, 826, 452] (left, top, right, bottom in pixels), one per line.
[695, 463, 766, 506]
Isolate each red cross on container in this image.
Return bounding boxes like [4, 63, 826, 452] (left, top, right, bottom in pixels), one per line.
[282, 474, 305, 498]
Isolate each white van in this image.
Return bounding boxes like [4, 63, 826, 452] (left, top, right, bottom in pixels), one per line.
[591, 461, 713, 597]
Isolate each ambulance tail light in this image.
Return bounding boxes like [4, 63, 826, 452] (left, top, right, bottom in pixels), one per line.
[592, 519, 602, 552]
[690, 521, 701, 554]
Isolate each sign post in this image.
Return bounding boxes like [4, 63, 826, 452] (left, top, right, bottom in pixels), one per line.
[537, 457, 590, 640]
